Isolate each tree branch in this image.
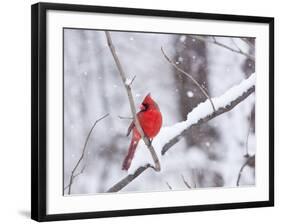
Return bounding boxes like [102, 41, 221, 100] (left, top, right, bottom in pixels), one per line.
[162, 85, 255, 155]
[236, 155, 255, 186]
[191, 35, 255, 61]
[107, 164, 152, 192]
[65, 113, 109, 194]
[166, 181, 173, 190]
[105, 31, 161, 171]
[241, 38, 255, 50]
[181, 174, 192, 189]
[161, 47, 216, 113]
[107, 74, 255, 192]
[118, 115, 133, 120]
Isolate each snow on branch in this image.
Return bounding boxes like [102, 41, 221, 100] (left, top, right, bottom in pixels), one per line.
[161, 73, 256, 155]
[106, 73, 256, 192]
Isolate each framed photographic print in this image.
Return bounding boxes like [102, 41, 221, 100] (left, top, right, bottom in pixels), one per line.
[31, 2, 274, 222]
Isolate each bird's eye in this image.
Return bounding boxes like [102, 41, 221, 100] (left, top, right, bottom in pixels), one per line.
[141, 103, 148, 111]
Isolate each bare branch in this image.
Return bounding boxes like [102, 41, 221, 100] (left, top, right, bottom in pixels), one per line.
[241, 38, 255, 50]
[127, 75, 136, 86]
[236, 155, 255, 186]
[162, 85, 255, 155]
[161, 47, 216, 113]
[63, 165, 86, 191]
[166, 181, 173, 190]
[231, 38, 243, 53]
[66, 113, 109, 194]
[105, 31, 161, 171]
[191, 35, 255, 61]
[118, 115, 133, 120]
[245, 112, 252, 157]
[181, 174, 192, 189]
[107, 164, 152, 192]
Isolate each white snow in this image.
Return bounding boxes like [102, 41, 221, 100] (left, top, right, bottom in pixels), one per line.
[127, 73, 256, 174]
[180, 35, 186, 42]
[187, 91, 194, 98]
[125, 78, 132, 86]
[178, 56, 184, 62]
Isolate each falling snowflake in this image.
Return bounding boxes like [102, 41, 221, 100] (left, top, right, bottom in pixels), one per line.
[180, 35, 186, 42]
[129, 37, 134, 41]
[178, 56, 184, 62]
[192, 38, 196, 42]
[192, 55, 196, 60]
[176, 61, 180, 65]
[187, 91, 194, 98]
[205, 142, 211, 147]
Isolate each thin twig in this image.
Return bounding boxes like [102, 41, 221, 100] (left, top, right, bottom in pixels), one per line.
[118, 115, 133, 120]
[231, 38, 243, 53]
[127, 75, 136, 86]
[63, 165, 86, 191]
[181, 174, 192, 189]
[166, 181, 173, 190]
[245, 111, 252, 157]
[66, 113, 109, 194]
[191, 35, 255, 61]
[161, 47, 216, 113]
[241, 38, 255, 50]
[236, 155, 255, 186]
[105, 31, 161, 171]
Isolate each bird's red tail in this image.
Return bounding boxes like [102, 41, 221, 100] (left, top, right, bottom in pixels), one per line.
[122, 139, 139, 170]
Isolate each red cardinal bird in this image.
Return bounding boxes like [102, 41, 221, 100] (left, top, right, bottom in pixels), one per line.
[122, 94, 162, 171]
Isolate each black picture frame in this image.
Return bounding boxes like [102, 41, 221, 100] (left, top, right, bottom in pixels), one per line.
[31, 2, 274, 222]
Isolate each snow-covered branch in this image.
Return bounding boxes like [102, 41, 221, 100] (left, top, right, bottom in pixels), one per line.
[162, 73, 256, 155]
[106, 73, 256, 192]
[105, 31, 161, 171]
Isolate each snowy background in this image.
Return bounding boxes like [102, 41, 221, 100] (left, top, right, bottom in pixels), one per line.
[63, 29, 255, 195]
